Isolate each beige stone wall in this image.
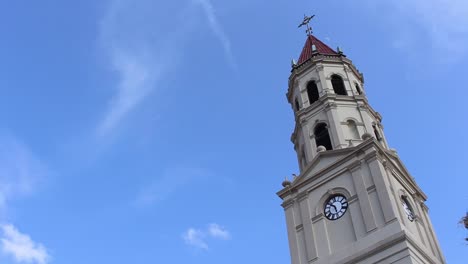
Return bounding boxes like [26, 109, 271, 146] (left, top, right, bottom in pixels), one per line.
[279, 142, 445, 264]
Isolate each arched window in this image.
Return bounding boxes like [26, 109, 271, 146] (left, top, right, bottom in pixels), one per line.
[401, 195, 415, 222]
[355, 83, 362, 95]
[373, 124, 382, 141]
[331, 75, 347, 96]
[347, 120, 360, 139]
[295, 98, 300, 111]
[307, 81, 319, 105]
[314, 123, 333, 150]
[301, 147, 307, 168]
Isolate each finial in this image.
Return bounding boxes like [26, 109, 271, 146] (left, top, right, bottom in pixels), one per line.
[362, 132, 372, 140]
[298, 14, 315, 37]
[291, 59, 297, 68]
[282, 176, 291, 187]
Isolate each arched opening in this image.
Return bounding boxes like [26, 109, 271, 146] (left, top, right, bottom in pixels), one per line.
[331, 75, 347, 95]
[295, 98, 300, 111]
[347, 120, 360, 139]
[307, 81, 319, 105]
[401, 195, 415, 222]
[355, 83, 362, 95]
[300, 147, 307, 169]
[373, 124, 382, 141]
[314, 123, 333, 150]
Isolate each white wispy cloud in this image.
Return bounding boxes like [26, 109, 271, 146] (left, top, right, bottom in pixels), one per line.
[97, 0, 190, 137]
[97, 0, 236, 137]
[364, 0, 468, 61]
[0, 135, 51, 263]
[96, 49, 163, 136]
[0, 134, 48, 216]
[183, 228, 208, 250]
[207, 223, 231, 240]
[134, 167, 211, 207]
[1, 224, 49, 264]
[194, 0, 236, 69]
[182, 223, 231, 250]
[97, 0, 164, 136]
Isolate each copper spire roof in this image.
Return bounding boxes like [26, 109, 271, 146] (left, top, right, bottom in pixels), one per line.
[297, 35, 339, 65]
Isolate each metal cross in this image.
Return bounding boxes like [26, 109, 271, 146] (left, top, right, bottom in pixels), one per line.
[298, 14, 315, 36]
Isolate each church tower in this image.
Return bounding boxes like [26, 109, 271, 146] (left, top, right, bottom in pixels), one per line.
[277, 21, 446, 264]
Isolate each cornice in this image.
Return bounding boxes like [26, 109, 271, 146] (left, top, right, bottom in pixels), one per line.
[336, 230, 407, 264]
[277, 139, 377, 198]
[380, 149, 428, 200]
[278, 138, 428, 202]
[405, 232, 444, 264]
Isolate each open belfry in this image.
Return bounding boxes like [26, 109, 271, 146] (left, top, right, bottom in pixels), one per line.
[277, 16, 445, 264]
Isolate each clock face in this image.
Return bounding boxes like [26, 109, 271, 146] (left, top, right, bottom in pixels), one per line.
[401, 196, 415, 222]
[324, 195, 348, 220]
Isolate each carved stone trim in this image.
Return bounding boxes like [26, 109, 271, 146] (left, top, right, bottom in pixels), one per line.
[311, 214, 323, 223]
[324, 102, 337, 110]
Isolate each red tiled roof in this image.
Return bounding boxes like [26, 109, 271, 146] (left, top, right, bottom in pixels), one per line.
[297, 35, 338, 65]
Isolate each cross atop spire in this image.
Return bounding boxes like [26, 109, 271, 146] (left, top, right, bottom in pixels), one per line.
[298, 14, 315, 36]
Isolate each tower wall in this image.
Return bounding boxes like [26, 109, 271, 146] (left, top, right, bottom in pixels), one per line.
[279, 34, 445, 264]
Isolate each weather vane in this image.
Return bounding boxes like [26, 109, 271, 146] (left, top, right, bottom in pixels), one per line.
[298, 14, 315, 36]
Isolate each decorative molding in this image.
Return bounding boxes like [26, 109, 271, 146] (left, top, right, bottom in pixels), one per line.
[348, 160, 361, 172]
[293, 79, 299, 89]
[366, 185, 377, 193]
[281, 199, 295, 209]
[309, 130, 315, 138]
[382, 159, 388, 168]
[324, 102, 337, 110]
[311, 213, 323, 223]
[357, 104, 368, 111]
[296, 190, 308, 201]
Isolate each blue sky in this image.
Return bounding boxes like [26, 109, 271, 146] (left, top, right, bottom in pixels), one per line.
[0, 0, 467, 263]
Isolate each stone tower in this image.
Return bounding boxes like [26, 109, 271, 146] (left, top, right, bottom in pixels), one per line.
[277, 33, 446, 264]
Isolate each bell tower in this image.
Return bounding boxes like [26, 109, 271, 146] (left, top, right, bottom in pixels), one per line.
[278, 20, 445, 264]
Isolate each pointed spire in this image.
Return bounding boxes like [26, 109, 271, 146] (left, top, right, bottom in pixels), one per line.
[297, 35, 339, 65]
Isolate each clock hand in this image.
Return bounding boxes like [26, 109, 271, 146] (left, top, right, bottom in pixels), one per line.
[331, 204, 338, 213]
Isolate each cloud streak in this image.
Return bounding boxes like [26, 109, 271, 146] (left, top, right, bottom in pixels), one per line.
[0, 134, 51, 263]
[97, 0, 193, 137]
[0, 134, 48, 216]
[183, 223, 231, 250]
[1, 224, 49, 264]
[364, 0, 468, 61]
[96, 48, 163, 136]
[194, 0, 236, 69]
[97, 0, 165, 136]
[97, 0, 237, 138]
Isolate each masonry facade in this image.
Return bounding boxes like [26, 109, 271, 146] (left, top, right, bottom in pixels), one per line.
[277, 34, 445, 264]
